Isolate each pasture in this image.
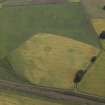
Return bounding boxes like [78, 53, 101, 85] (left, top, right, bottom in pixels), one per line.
[67, 0, 80, 3]
[0, 2, 99, 59]
[0, 57, 29, 83]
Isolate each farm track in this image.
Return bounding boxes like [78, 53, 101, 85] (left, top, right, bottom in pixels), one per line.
[0, 80, 105, 105]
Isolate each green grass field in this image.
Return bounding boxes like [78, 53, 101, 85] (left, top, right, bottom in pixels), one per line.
[0, 2, 99, 59]
[91, 19, 105, 49]
[0, 58, 29, 83]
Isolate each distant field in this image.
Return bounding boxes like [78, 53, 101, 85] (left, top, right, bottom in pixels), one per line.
[0, 2, 99, 59]
[0, 0, 6, 2]
[91, 19, 105, 34]
[8, 33, 98, 89]
[67, 0, 80, 2]
[2, 0, 64, 6]
[81, 0, 105, 18]
[80, 19, 105, 97]
[91, 19, 105, 48]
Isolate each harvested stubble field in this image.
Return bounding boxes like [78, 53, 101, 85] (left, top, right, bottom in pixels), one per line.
[8, 33, 98, 89]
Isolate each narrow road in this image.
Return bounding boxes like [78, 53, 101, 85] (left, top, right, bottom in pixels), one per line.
[0, 80, 105, 105]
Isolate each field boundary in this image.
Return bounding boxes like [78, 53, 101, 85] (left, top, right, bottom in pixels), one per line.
[1, 0, 64, 7]
[0, 80, 105, 104]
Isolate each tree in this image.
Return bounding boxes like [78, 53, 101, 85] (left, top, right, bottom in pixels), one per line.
[90, 56, 97, 63]
[73, 70, 85, 88]
[103, 5, 105, 10]
[99, 31, 105, 39]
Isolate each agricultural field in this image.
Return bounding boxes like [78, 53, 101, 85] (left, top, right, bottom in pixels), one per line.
[80, 51, 105, 96]
[0, 58, 29, 83]
[67, 0, 80, 3]
[80, 19, 105, 97]
[0, 89, 83, 105]
[8, 33, 98, 89]
[91, 19, 105, 48]
[0, 1, 99, 88]
[81, 0, 105, 18]
[0, 0, 103, 105]
[91, 19, 105, 34]
[0, 2, 99, 59]
[0, 66, 25, 82]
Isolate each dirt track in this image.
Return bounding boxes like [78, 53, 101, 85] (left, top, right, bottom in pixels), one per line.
[0, 80, 105, 105]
